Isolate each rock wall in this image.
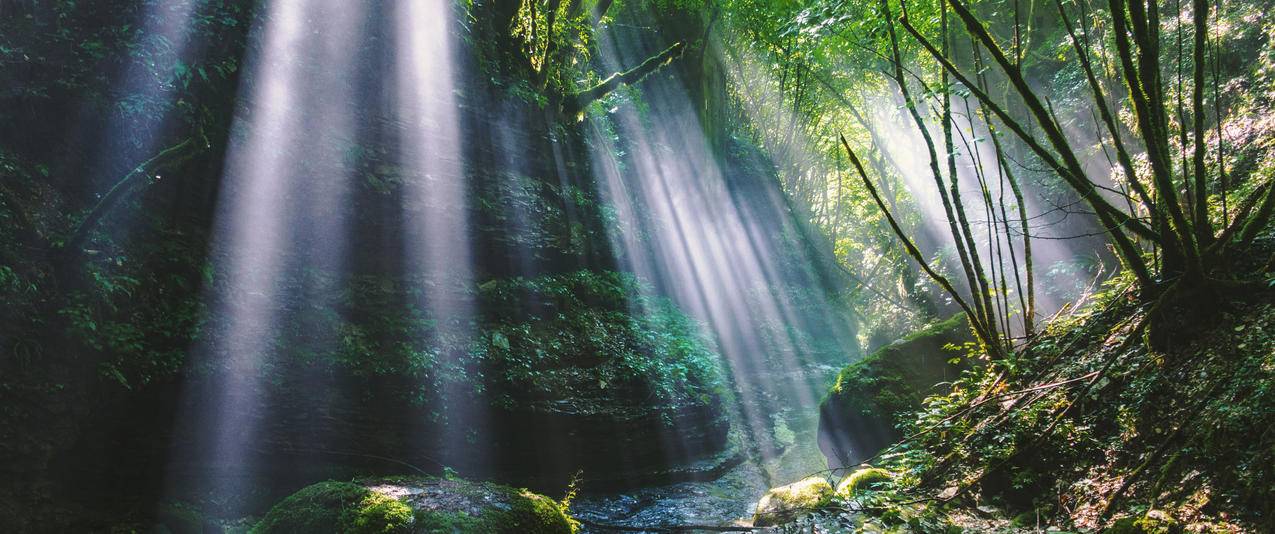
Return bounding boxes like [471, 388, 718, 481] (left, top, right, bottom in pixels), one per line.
[817, 314, 974, 468]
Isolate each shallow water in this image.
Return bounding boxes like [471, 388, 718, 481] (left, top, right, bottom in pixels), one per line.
[572, 365, 839, 532]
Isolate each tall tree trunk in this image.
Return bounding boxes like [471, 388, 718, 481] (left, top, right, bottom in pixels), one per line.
[1191, 0, 1212, 248]
[882, 0, 989, 326]
[941, 0, 1000, 338]
[902, 0, 1157, 289]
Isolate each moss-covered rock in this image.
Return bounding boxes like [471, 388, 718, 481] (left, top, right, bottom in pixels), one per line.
[254, 477, 578, 534]
[752, 476, 834, 527]
[835, 467, 892, 498]
[251, 481, 414, 534]
[1104, 510, 1183, 534]
[817, 313, 974, 467]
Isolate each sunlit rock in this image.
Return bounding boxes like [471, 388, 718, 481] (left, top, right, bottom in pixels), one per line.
[254, 477, 578, 534]
[835, 467, 892, 498]
[752, 476, 833, 527]
[1104, 510, 1182, 534]
[252, 481, 414, 534]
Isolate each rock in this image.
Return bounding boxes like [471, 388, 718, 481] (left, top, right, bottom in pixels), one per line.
[1104, 510, 1183, 534]
[474, 396, 731, 490]
[835, 467, 892, 497]
[252, 481, 412, 534]
[168, 270, 732, 499]
[817, 313, 974, 468]
[752, 476, 834, 527]
[452, 271, 732, 489]
[253, 477, 577, 534]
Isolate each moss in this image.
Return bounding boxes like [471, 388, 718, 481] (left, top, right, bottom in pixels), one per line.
[252, 481, 412, 534]
[835, 467, 892, 497]
[818, 313, 974, 464]
[825, 312, 972, 418]
[351, 492, 414, 534]
[414, 510, 488, 532]
[482, 488, 577, 534]
[753, 476, 834, 527]
[413, 486, 575, 534]
[259, 477, 577, 534]
[155, 501, 206, 534]
[1104, 511, 1183, 534]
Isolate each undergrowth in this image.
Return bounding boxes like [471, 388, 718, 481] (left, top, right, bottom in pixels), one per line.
[789, 264, 1275, 532]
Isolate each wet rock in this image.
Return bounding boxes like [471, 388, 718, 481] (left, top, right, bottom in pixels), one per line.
[474, 396, 732, 490]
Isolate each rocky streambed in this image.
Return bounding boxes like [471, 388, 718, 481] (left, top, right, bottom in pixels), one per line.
[571, 368, 839, 533]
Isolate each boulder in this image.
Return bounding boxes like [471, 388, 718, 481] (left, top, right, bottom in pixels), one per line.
[835, 467, 892, 498]
[817, 313, 974, 468]
[1104, 510, 1183, 534]
[752, 476, 834, 527]
[253, 477, 577, 534]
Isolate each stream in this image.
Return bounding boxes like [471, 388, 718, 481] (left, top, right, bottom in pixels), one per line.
[571, 364, 840, 532]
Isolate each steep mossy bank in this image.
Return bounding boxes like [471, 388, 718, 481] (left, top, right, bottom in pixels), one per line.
[772, 276, 1275, 532]
[817, 313, 974, 467]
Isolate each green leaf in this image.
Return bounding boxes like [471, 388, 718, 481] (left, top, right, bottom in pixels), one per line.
[492, 331, 511, 350]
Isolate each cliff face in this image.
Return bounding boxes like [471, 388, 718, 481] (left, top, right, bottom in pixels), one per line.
[817, 313, 974, 468]
[0, 2, 853, 529]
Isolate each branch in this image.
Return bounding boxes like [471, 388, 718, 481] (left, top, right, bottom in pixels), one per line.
[1235, 180, 1275, 250]
[881, 0, 990, 330]
[1055, 0, 1156, 215]
[58, 137, 199, 257]
[898, 1, 1158, 289]
[842, 134, 1004, 358]
[1208, 181, 1271, 255]
[563, 41, 685, 117]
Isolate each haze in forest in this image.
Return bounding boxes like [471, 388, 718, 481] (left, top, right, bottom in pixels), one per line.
[1, 0, 1273, 532]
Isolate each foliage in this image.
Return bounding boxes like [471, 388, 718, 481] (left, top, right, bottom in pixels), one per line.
[859, 284, 1274, 530]
[477, 270, 724, 413]
[57, 230, 208, 389]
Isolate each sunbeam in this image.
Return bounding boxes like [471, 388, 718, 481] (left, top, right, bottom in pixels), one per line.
[392, 0, 484, 473]
[175, 0, 365, 513]
[9, 0, 1270, 531]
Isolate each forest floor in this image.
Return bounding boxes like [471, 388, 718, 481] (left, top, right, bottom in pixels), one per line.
[772, 264, 1275, 533]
